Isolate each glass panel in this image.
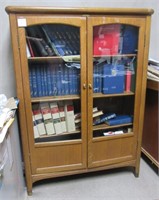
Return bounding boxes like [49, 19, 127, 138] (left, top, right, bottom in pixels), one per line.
[25, 24, 81, 143]
[92, 23, 138, 138]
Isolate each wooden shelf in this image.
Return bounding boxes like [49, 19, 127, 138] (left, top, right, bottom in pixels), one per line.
[93, 123, 133, 131]
[93, 91, 134, 98]
[31, 95, 80, 103]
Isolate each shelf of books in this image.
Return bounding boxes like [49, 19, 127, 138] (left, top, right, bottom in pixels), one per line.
[25, 24, 82, 144]
[25, 22, 138, 144]
[91, 23, 138, 140]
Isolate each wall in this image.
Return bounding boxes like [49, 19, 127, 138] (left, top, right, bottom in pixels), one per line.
[0, 0, 158, 199]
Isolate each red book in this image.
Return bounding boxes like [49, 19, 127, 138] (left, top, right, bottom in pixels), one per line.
[125, 70, 132, 92]
[93, 24, 120, 56]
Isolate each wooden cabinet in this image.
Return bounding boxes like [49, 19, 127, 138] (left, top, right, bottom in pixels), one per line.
[142, 80, 159, 168]
[5, 6, 153, 195]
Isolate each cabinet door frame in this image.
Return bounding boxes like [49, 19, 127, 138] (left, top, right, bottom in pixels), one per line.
[17, 15, 88, 174]
[87, 16, 146, 168]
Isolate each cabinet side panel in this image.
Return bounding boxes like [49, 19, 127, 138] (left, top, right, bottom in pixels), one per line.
[8, 14, 33, 193]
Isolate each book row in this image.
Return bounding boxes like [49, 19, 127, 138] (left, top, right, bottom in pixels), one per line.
[32, 100, 77, 139]
[26, 24, 80, 57]
[29, 60, 135, 98]
[29, 63, 80, 97]
[26, 24, 138, 57]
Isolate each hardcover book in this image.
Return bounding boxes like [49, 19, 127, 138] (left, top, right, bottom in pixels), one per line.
[40, 102, 55, 135]
[50, 102, 63, 134]
[105, 115, 133, 126]
[32, 113, 40, 139]
[32, 105, 46, 136]
[93, 113, 116, 125]
[58, 101, 67, 133]
[93, 24, 120, 56]
[103, 64, 125, 94]
[64, 100, 76, 132]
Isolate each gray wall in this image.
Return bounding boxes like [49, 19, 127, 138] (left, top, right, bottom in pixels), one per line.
[0, 0, 158, 199]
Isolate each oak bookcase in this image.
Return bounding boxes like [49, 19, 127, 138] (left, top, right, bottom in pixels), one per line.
[6, 6, 153, 195]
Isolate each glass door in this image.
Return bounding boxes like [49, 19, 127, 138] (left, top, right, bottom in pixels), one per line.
[18, 16, 87, 173]
[87, 17, 145, 168]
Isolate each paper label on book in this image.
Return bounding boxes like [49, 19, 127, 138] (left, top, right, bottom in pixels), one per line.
[17, 18, 27, 27]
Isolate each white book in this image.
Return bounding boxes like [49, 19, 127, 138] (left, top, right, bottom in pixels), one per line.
[33, 107, 46, 136]
[58, 101, 67, 133]
[50, 102, 63, 134]
[64, 100, 76, 132]
[32, 114, 39, 139]
[40, 103, 55, 135]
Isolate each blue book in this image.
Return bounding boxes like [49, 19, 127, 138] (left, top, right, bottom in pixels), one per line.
[105, 115, 133, 126]
[64, 66, 69, 95]
[68, 67, 72, 95]
[93, 113, 116, 125]
[46, 65, 53, 96]
[51, 66, 57, 96]
[29, 68, 33, 97]
[60, 64, 65, 96]
[32, 66, 38, 97]
[102, 64, 125, 94]
[43, 66, 48, 96]
[36, 65, 42, 97]
[40, 66, 45, 97]
[56, 64, 62, 96]
[122, 25, 138, 54]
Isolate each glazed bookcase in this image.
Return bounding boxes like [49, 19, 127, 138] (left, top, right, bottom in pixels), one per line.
[6, 6, 153, 195]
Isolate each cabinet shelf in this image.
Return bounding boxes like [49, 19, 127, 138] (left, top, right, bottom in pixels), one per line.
[93, 54, 137, 58]
[31, 95, 80, 103]
[93, 123, 133, 131]
[93, 91, 134, 98]
[28, 55, 80, 63]
[93, 132, 134, 142]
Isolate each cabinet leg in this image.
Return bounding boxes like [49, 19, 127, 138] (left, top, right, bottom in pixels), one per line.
[133, 166, 139, 177]
[26, 182, 33, 196]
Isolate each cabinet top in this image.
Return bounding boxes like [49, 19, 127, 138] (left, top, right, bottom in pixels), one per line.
[5, 6, 154, 15]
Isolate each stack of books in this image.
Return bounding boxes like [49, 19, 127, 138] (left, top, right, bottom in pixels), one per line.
[32, 100, 76, 139]
[147, 58, 159, 82]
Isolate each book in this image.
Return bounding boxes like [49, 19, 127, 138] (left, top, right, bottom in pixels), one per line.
[40, 102, 55, 135]
[125, 70, 132, 92]
[102, 64, 125, 94]
[74, 107, 98, 124]
[121, 25, 138, 54]
[50, 102, 63, 134]
[64, 100, 76, 132]
[93, 110, 104, 118]
[58, 101, 67, 133]
[93, 113, 116, 125]
[32, 104, 46, 136]
[32, 113, 39, 139]
[93, 24, 120, 56]
[26, 36, 48, 57]
[105, 115, 133, 126]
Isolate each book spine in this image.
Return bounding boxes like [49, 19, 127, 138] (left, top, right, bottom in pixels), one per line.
[125, 70, 132, 92]
[33, 107, 46, 136]
[93, 113, 116, 125]
[32, 114, 40, 139]
[40, 102, 55, 135]
[64, 100, 76, 132]
[50, 102, 63, 134]
[32, 66, 38, 97]
[58, 101, 67, 133]
[106, 115, 132, 126]
[36, 65, 42, 97]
